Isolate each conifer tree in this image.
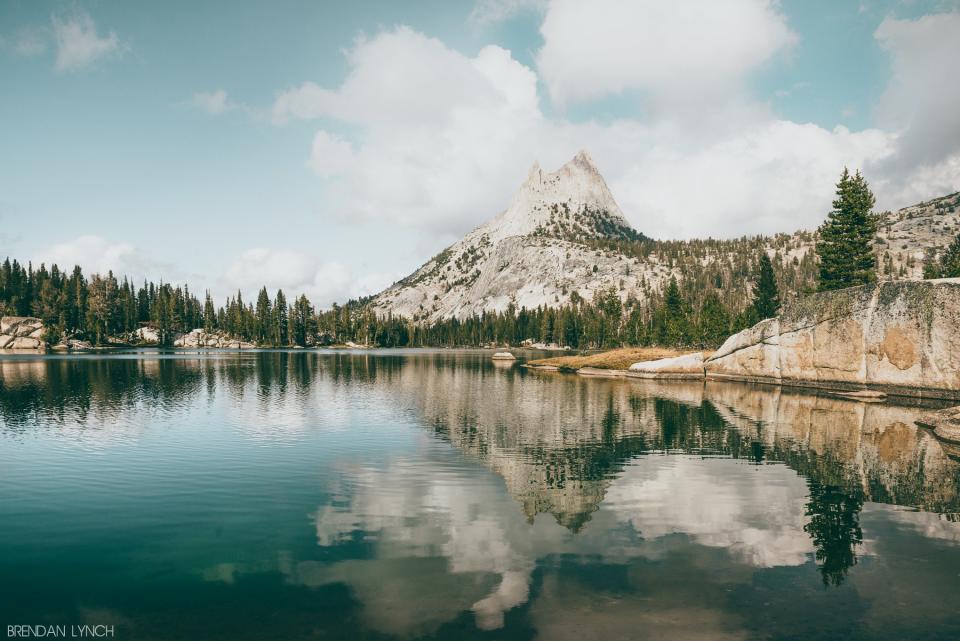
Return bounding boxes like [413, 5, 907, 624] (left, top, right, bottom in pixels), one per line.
[751, 253, 780, 321]
[697, 291, 731, 347]
[255, 287, 272, 344]
[817, 168, 877, 291]
[937, 232, 960, 278]
[273, 289, 288, 346]
[203, 291, 216, 332]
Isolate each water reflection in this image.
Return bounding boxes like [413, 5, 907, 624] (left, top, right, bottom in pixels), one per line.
[2, 351, 960, 640]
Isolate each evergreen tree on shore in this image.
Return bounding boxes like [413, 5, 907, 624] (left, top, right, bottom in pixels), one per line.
[817, 168, 877, 291]
[751, 253, 780, 321]
[697, 291, 731, 348]
[925, 232, 960, 279]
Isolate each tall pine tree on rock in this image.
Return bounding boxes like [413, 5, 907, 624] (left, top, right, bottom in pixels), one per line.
[817, 169, 877, 291]
[751, 253, 780, 321]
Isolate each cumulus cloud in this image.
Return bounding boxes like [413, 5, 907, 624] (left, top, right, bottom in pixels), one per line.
[221, 247, 399, 307]
[536, 0, 797, 109]
[35, 235, 171, 281]
[52, 11, 123, 72]
[270, 22, 920, 240]
[468, 0, 546, 25]
[266, 3, 958, 244]
[189, 89, 236, 115]
[872, 12, 960, 195]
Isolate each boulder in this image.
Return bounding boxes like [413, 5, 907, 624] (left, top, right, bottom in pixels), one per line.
[0, 316, 46, 350]
[628, 352, 705, 379]
[916, 406, 960, 443]
[134, 327, 161, 343]
[491, 352, 516, 360]
[705, 279, 960, 400]
[11, 336, 41, 349]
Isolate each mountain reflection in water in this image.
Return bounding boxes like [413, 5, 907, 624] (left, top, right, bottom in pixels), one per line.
[1, 350, 959, 641]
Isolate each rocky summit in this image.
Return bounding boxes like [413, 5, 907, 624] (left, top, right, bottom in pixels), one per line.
[370, 151, 659, 323]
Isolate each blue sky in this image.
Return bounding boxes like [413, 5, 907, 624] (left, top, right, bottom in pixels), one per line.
[1, 0, 958, 306]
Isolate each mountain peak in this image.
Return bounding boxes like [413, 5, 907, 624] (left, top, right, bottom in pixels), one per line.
[568, 149, 599, 173]
[488, 150, 637, 243]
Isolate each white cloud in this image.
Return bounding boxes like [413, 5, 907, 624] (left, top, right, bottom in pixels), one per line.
[873, 12, 960, 186]
[221, 247, 399, 307]
[536, 0, 797, 109]
[268, 5, 958, 245]
[35, 235, 170, 282]
[189, 89, 235, 115]
[52, 12, 123, 72]
[468, 0, 545, 25]
[269, 24, 908, 240]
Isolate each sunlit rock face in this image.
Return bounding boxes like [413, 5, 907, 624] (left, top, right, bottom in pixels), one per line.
[706, 279, 960, 399]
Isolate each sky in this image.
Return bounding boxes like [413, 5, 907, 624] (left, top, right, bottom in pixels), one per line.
[1, 0, 959, 307]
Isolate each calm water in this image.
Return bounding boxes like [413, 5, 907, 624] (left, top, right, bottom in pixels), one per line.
[1, 350, 960, 641]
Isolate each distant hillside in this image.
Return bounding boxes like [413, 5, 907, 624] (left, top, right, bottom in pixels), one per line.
[371, 151, 959, 324]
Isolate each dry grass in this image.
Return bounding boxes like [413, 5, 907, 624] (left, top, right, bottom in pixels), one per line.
[527, 347, 697, 371]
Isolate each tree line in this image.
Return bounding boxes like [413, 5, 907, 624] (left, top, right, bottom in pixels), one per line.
[0, 253, 781, 349]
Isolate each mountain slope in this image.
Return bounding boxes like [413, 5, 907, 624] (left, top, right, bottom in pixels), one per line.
[371, 151, 959, 323]
[371, 151, 660, 322]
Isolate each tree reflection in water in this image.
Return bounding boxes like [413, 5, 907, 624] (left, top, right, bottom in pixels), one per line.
[804, 480, 865, 586]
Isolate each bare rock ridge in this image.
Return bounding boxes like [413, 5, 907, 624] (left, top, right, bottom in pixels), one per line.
[703, 279, 960, 400]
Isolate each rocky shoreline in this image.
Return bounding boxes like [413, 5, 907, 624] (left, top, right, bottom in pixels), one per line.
[0, 317, 260, 352]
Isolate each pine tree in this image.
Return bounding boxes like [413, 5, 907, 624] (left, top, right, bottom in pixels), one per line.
[255, 287, 272, 344]
[938, 232, 960, 278]
[697, 291, 730, 347]
[203, 291, 216, 332]
[817, 168, 878, 291]
[273, 289, 288, 346]
[653, 278, 691, 346]
[751, 253, 780, 320]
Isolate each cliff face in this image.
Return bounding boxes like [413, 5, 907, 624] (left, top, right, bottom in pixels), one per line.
[704, 279, 960, 399]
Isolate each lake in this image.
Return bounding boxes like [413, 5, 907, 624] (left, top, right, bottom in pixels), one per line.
[1, 349, 959, 640]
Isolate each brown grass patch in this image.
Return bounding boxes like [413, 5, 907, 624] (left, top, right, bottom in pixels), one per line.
[528, 347, 705, 372]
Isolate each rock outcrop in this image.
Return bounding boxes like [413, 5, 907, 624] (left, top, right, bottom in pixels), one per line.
[0, 316, 45, 350]
[173, 328, 256, 349]
[629, 352, 704, 379]
[705, 279, 960, 400]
